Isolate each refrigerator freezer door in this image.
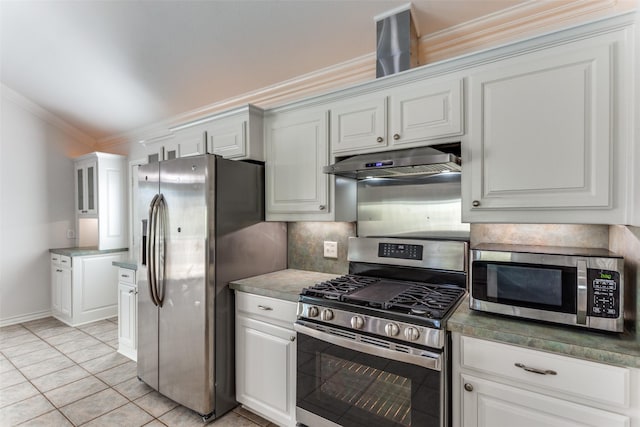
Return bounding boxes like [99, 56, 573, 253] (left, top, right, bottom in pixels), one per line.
[137, 162, 160, 390]
[157, 155, 214, 415]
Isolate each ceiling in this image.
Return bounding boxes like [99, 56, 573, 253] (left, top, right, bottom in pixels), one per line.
[0, 0, 527, 142]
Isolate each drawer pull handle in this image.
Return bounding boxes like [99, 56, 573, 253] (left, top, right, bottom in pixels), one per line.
[290, 336, 296, 342]
[464, 383, 473, 392]
[515, 363, 557, 376]
[121, 274, 130, 278]
[257, 305, 273, 311]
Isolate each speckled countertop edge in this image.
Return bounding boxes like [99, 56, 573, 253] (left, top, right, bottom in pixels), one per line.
[448, 296, 640, 368]
[229, 269, 342, 302]
[50, 247, 128, 257]
[112, 259, 137, 270]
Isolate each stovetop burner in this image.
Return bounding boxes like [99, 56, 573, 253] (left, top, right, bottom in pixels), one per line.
[301, 274, 465, 321]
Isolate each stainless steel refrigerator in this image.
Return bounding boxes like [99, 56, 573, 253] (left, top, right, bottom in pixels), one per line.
[137, 154, 286, 420]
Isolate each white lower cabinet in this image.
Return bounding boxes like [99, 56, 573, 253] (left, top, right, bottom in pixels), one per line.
[50, 251, 126, 326]
[452, 333, 639, 427]
[51, 254, 72, 322]
[117, 267, 137, 361]
[235, 292, 297, 427]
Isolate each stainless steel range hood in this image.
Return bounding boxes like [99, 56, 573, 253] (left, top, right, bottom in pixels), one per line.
[323, 146, 461, 179]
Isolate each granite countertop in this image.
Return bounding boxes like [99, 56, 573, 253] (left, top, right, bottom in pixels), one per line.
[112, 259, 137, 270]
[229, 269, 342, 302]
[448, 296, 640, 369]
[50, 247, 128, 257]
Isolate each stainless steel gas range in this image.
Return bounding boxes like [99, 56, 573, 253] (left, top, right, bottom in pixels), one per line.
[294, 237, 468, 427]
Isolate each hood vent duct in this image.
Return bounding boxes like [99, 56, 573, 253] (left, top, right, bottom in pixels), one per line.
[323, 145, 461, 180]
[375, 4, 419, 78]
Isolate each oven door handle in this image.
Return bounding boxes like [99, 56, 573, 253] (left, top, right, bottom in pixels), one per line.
[294, 322, 442, 371]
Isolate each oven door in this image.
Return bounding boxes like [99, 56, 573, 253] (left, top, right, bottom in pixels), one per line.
[294, 321, 445, 427]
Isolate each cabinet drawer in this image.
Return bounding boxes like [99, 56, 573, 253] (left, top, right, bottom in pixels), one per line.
[51, 254, 71, 267]
[236, 292, 297, 326]
[118, 268, 136, 285]
[460, 335, 630, 407]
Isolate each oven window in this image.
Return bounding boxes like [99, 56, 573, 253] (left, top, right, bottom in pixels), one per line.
[319, 353, 411, 426]
[297, 333, 442, 427]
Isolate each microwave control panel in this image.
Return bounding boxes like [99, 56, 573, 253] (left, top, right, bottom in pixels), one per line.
[587, 270, 620, 318]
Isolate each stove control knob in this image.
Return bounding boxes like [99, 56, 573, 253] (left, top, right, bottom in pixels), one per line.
[384, 323, 400, 337]
[307, 306, 319, 318]
[350, 316, 364, 329]
[321, 309, 334, 321]
[404, 327, 420, 341]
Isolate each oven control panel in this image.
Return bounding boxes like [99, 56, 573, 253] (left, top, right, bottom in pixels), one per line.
[378, 243, 423, 260]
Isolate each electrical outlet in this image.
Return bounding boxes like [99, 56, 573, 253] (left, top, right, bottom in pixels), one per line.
[66, 229, 75, 239]
[323, 241, 338, 259]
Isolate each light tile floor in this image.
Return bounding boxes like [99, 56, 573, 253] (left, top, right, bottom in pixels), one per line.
[0, 317, 276, 427]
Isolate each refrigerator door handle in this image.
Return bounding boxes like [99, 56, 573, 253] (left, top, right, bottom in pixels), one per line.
[146, 194, 161, 307]
[155, 194, 166, 307]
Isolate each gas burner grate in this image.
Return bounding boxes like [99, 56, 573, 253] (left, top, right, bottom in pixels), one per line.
[301, 275, 379, 300]
[384, 284, 465, 318]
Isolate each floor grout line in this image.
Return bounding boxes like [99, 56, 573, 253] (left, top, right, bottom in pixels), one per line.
[1, 316, 274, 427]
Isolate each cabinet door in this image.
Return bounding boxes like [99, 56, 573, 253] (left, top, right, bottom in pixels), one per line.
[389, 78, 463, 147]
[330, 95, 387, 154]
[118, 282, 137, 352]
[51, 263, 61, 314]
[59, 267, 72, 317]
[466, 38, 612, 212]
[265, 109, 329, 216]
[206, 117, 247, 158]
[75, 160, 97, 215]
[236, 315, 296, 427]
[460, 375, 629, 427]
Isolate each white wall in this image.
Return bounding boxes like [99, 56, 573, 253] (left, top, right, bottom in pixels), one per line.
[0, 86, 95, 325]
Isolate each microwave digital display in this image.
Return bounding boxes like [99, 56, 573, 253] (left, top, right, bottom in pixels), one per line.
[487, 264, 563, 307]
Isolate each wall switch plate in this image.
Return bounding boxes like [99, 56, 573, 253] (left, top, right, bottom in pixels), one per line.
[66, 229, 75, 239]
[323, 241, 338, 259]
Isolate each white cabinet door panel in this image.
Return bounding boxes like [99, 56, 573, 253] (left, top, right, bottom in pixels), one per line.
[331, 97, 387, 154]
[468, 40, 612, 210]
[389, 79, 463, 146]
[461, 375, 630, 427]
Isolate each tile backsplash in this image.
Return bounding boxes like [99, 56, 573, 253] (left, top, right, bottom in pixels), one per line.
[288, 222, 356, 274]
[470, 223, 610, 248]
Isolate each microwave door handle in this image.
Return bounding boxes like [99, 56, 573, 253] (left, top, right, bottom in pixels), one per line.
[577, 260, 587, 325]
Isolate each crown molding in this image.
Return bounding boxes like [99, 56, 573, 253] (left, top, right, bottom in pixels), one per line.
[96, 54, 376, 151]
[1, 84, 97, 149]
[417, 0, 632, 65]
[97, 0, 635, 152]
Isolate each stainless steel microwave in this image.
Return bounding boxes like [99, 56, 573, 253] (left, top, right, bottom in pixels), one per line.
[469, 244, 624, 332]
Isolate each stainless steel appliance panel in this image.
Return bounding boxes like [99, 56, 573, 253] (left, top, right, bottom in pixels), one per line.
[356, 172, 469, 239]
[157, 156, 213, 414]
[137, 161, 160, 390]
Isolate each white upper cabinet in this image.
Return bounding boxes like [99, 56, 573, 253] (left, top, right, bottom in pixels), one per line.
[206, 105, 264, 160]
[388, 78, 463, 148]
[169, 104, 264, 161]
[73, 152, 127, 250]
[330, 94, 387, 154]
[265, 107, 331, 221]
[463, 25, 633, 224]
[75, 159, 98, 216]
[330, 78, 463, 156]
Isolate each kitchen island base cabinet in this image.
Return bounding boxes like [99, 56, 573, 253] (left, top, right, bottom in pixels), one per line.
[50, 251, 126, 327]
[452, 333, 640, 427]
[235, 292, 297, 427]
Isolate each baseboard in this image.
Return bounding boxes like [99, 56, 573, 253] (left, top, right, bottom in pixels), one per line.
[0, 309, 52, 327]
